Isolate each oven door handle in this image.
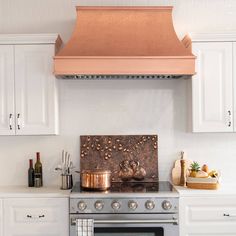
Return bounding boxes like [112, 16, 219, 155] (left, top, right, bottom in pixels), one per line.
[71, 218, 178, 225]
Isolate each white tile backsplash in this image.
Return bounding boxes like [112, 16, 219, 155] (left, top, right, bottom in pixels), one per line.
[1, 79, 236, 186]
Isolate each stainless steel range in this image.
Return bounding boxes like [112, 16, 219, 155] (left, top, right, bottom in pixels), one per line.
[70, 181, 179, 236]
[70, 135, 179, 236]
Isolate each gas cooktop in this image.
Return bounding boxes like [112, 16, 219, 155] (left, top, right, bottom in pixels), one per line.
[70, 181, 178, 215]
[70, 181, 178, 197]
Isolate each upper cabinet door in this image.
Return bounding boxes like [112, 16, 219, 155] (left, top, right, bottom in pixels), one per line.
[192, 42, 233, 132]
[0, 45, 15, 135]
[233, 43, 236, 132]
[14, 45, 58, 135]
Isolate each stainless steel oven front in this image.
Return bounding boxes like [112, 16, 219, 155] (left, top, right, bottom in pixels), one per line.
[70, 193, 179, 236]
[70, 213, 178, 236]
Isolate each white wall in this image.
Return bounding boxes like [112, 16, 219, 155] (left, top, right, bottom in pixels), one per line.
[0, 0, 236, 186]
[1, 0, 236, 41]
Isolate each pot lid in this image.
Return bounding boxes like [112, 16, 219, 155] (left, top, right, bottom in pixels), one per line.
[82, 169, 111, 174]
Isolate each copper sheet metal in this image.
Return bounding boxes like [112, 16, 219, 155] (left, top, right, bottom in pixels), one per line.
[80, 135, 158, 182]
[80, 170, 111, 190]
[54, 7, 196, 76]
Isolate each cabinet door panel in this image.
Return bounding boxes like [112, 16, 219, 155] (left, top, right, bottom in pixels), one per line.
[234, 43, 236, 132]
[192, 42, 233, 132]
[14, 45, 58, 135]
[0, 199, 2, 236]
[0, 45, 15, 135]
[3, 198, 69, 236]
[187, 234, 235, 236]
[180, 197, 236, 235]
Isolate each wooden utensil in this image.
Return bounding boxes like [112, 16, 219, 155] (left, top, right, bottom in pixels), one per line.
[172, 152, 192, 186]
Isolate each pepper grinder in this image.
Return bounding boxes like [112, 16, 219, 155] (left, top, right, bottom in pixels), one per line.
[180, 151, 186, 187]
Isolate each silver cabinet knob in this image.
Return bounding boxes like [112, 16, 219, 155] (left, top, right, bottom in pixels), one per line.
[94, 200, 104, 211]
[77, 201, 87, 211]
[111, 201, 121, 210]
[128, 200, 138, 210]
[162, 200, 172, 210]
[145, 200, 155, 210]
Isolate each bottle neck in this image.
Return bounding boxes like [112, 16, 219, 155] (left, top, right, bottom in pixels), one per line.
[29, 159, 33, 168]
[36, 152, 40, 162]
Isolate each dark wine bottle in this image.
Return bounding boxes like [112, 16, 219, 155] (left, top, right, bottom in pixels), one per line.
[34, 152, 43, 187]
[28, 159, 34, 187]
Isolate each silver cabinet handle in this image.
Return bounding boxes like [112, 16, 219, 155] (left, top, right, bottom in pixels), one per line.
[9, 113, 13, 130]
[223, 213, 236, 217]
[228, 110, 232, 127]
[17, 113, 20, 130]
[26, 214, 45, 219]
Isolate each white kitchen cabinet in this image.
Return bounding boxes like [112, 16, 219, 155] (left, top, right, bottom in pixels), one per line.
[0, 34, 60, 135]
[234, 43, 236, 132]
[3, 198, 69, 236]
[0, 45, 15, 135]
[0, 199, 3, 236]
[180, 197, 236, 236]
[192, 42, 233, 132]
[14, 44, 58, 135]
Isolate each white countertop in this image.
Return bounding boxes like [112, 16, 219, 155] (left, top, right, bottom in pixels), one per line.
[174, 184, 236, 197]
[1, 184, 236, 198]
[0, 186, 71, 198]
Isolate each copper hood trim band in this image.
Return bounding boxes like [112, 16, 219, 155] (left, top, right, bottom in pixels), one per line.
[55, 57, 195, 75]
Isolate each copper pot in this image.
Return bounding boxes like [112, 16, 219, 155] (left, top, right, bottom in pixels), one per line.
[78, 169, 111, 190]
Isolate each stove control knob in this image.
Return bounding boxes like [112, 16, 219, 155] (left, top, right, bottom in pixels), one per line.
[145, 200, 155, 210]
[111, 201, 121, 210]
[162, 200, 172, 210]
[128, 200, 138, 210]
[94, 200, 104, 211]
[77, 201, 87, 211]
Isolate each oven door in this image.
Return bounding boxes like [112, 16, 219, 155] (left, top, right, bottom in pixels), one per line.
[70, 213, 178, 236]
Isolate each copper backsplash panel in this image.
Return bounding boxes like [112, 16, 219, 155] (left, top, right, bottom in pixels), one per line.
[80, 135, 158, 182]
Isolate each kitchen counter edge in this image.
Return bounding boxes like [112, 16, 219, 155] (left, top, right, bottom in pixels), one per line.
[174, 184, 236, 197]
[1, 184, 236, 198]
[0, 186, 70, 198]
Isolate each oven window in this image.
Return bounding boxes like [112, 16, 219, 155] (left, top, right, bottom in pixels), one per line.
[95, 227, 163, 236]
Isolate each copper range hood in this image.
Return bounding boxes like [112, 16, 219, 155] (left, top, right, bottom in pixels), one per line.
[54, 6, 196, 79]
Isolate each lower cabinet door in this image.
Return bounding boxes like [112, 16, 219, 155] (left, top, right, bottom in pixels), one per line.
[3, 198, 69, 236]
[0, 199, 3, 236]
[180, 197, 236, 236]
[185, 234, 235, 236]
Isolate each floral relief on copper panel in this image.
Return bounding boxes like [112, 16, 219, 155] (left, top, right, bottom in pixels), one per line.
[80, 135, 158, 182]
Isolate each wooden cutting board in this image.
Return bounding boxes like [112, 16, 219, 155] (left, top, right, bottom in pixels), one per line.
[186, 176, 219, 190]
[187, 182, 219, 190]
[172, 159, 192, 186]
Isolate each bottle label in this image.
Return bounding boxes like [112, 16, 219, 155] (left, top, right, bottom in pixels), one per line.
[34, 173, 42, 187]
